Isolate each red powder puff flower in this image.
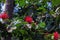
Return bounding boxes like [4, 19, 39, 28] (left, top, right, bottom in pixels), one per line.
[0, 12, 9, 19]
[24, 16, 33, 23]
[54, 31, 59, 40]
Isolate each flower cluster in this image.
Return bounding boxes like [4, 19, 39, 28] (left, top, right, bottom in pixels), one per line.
[54, 32, 59, 40]
[24, 16, 33, 24]
[0, 12, 9, 19]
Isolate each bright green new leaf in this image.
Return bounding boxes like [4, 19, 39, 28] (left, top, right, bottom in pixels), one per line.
[39, 22, 46, 28]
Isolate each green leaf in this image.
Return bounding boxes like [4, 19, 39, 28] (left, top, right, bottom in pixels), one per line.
[19, 0, 26, 7]
[39, 22, 46, 28]
[20, 29, 28, 35]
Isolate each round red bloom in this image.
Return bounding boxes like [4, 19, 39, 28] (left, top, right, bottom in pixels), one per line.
[24, 16, 33, 23]
[0, 12, 9, 19]
[54, 31, 59, 40]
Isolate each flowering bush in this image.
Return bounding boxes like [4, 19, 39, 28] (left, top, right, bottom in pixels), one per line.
[0, 0, 60, 40]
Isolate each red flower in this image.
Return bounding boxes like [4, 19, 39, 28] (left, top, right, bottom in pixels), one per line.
[0, 12, 9, 19]
[24, 16, 33, 23]
[54, 31, 59, 40]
